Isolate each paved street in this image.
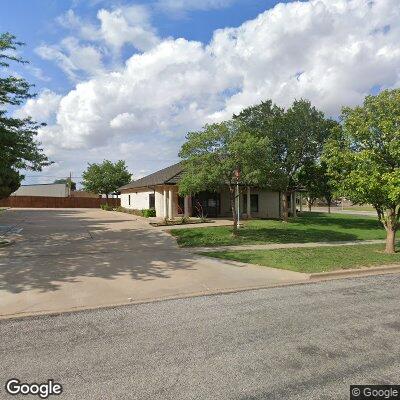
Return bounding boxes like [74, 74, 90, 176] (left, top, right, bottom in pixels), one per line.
[0, 209, 305, 318]
[1, 274, 399, 399]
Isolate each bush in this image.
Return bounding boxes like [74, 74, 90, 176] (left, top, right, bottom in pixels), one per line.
[100, 204, 113, 211]
[141, 209, 156, 218]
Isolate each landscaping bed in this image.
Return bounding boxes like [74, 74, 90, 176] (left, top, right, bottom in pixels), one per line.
[171, 212, 386, 247]
[202, 242, 400, 273]
[150, 218, 214, 227]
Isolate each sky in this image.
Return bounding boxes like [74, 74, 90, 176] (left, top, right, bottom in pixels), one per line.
[1, 0, 400, 186]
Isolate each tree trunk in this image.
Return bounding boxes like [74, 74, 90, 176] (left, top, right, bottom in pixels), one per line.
[385, 228, 396, 254]
[308, 202, 312, 212]
[282, 192, 289, 222]
[230, 187, 238, 236]
[385, 208, 397, 254]
[106, 193, 109, 206]
[327, 199, 331, 214]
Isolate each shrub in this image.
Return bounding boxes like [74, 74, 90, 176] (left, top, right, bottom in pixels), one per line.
[142, 209, 156, 218]
[100, 204, 113, 211]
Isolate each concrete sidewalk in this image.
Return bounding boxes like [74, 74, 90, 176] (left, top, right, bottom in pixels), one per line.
[310, 207, 376, 217]
[0, 209, 307, 319]
[191, 239, 387, 253]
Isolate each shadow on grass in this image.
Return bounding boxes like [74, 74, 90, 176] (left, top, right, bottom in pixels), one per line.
[174, 226, 362, 247]
[238, 227, 359, 244]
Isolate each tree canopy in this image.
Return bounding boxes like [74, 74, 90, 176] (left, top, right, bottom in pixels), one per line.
[323, 89, 400, 253]
[82, 160, 132, 201]
[179, 120, 265, 233]
[298, 160, 334, 212]
[234, 99, 336, 221]
[0, 33, 50, 199]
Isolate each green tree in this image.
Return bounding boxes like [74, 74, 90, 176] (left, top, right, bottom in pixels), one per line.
[54, 178, 76, 191]
[82, 160, 132, 203]
[298, 160, 334, 213]
[298, 161, 322, 212]
[0, 165, 20, 198]
[179, 120, 265, 234]
[234, 99, 336, 221]
[317, 161, 334, 213]
[0, 33, 50, 199]
[323, 89, 400, 253]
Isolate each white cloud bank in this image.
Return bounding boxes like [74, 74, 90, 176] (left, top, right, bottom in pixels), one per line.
[28, 0, 400, 179]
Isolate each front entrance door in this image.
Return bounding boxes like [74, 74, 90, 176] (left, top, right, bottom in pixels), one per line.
[192, 192, 220, 218]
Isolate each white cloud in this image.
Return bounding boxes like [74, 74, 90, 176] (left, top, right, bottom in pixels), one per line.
[56, 5, 160, 54]
[15, 90, 61, 122]
[57, 9, 100, 41]
[25, 65, 51, 82]
[36, 37, 104, 80]
[25, 0, 400, 183]
[97, 5, 160, 52]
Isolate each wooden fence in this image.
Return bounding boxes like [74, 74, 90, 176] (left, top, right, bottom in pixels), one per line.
[0, 196, 120, 209]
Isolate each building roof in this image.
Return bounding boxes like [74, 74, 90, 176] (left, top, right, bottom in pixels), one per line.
[19, 183, 67, 187]
[119, 162, 183, 191]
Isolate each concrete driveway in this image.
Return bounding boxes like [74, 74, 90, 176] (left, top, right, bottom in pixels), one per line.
[0, 208, 307, 319]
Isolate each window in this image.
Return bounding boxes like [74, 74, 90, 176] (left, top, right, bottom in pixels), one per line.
[128, 194, 131, 206]
[243, 194, 259, 213]
[149, 193, 155, 209]
[178, 196, 185, 214]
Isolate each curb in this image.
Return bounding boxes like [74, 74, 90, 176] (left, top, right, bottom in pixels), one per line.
[2, 267, 400, 322]
[310, 264, 400, 280]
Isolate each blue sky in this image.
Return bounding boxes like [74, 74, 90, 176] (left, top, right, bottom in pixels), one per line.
[1, 0, 399, 185]
[1, 0, 282, 94]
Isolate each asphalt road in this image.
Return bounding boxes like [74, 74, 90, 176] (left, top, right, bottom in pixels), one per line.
[1, 274, 399, 400]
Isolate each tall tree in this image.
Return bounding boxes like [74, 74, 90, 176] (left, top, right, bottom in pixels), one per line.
[298, 160, 334, 213]
[235, 99, 336, 221]
[0, 165, 20, 199]
[0, 33, 50, 199]
[324, 89, 400, 253]
[82, 160, 132, 202]
[179, 120, 265, 235]
[298, 161, 322, 212]
[317, 161, 334, 213]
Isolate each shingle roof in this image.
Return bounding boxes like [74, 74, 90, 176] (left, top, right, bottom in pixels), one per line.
[119, 162, 183, 191]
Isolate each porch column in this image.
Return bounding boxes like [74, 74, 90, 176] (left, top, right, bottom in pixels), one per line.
[163, 189, 168, 219]
[247, 187, 251, 219]
[184, 195, 190, 217]
[168, 188, 174, 219]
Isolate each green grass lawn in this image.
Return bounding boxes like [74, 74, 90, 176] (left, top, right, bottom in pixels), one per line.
[343, 205, 376, 212]
[203, 243, 400, 273]
[171, 212, 386, 247]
